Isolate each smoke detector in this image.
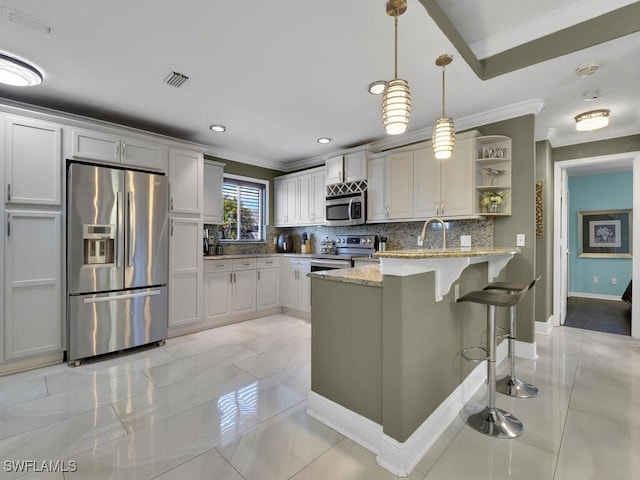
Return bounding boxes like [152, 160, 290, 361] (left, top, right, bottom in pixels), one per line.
[576, 62, 600, 77]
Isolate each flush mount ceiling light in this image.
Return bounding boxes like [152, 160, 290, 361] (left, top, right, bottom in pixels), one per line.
[432, 54, 455, 160]
[382, 0, 411, 135]
[368, 81, 387, 95]
[576, 62, 600, 77]
[0, 53, 42, 86]
[209, 124, 226, 132]
[575, 109, 610, 131]
[317, 137, 332, 144]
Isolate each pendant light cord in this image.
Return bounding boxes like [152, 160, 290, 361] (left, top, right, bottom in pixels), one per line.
[441, 65, 446, 117]
[394, 12, 399, 79]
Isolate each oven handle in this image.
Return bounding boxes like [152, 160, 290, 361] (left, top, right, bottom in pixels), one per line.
[310, 259, 352, 269]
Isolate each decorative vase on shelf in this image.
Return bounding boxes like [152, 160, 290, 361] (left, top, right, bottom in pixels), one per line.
[488, 202, 501, 214]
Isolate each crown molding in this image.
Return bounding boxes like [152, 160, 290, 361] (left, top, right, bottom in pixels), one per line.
[547, 122, 640, 148]
[469, 0, 637, 59]
[203, 145, 286, 172]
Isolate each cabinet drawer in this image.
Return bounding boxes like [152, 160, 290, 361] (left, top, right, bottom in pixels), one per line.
[233, 258, 257, 271]
[204, 259, 232, 272]
[257, 257, 280, 269]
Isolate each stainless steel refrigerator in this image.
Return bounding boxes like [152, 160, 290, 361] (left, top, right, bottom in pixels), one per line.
[66, 162, 168, 365]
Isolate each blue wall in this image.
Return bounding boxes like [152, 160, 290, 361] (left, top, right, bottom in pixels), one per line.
[568, 171, 633, 297]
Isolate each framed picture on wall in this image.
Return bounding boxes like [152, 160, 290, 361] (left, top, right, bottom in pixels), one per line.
[578, 209, 632, 258]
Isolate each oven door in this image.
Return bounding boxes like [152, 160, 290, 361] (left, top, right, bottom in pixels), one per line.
[310, 258, 353, 272]
[325, 195, 365, 226]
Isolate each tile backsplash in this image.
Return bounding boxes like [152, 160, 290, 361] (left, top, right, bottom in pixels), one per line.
[205, 219, 493, 255]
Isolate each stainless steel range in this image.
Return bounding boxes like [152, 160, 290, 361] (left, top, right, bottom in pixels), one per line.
[310, 234, 377, 271]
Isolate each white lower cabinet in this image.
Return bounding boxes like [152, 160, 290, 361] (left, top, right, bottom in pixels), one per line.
[169, 217, 203, 330]
[282, 257, 311, 314]
[257, 257, 281, 310]
[4, 210, 62, 360]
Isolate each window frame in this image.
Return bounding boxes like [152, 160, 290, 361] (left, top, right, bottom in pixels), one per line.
[220, 173, 269, 243]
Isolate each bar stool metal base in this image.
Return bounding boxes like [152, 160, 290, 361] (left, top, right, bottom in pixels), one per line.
[461, 403, 524, 439]
[496, 374, 539, 398]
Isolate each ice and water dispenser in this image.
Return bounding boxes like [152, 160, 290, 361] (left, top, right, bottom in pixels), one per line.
[82, 224, 115, 265]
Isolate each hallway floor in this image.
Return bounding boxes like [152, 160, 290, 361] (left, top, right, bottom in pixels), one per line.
[1, 315, 639, 479]
[564, 296, 631, 335]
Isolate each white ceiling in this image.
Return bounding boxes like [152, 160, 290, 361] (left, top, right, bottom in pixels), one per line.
[0, 0, 638, 171]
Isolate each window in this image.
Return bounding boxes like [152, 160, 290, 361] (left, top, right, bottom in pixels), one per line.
[221, 175, 267, 242]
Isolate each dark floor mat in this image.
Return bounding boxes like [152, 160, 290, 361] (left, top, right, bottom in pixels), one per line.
[564, 296, 631, 336]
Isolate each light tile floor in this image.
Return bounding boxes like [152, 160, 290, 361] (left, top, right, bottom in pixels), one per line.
[1, 315, 639, 479]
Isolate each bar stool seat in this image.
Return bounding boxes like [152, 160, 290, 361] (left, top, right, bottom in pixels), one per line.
[457, 288, 525, 439]
[484, 276, 541, 399]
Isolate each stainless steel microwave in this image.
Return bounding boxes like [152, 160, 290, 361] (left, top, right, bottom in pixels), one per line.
[325, 193, 365, 226]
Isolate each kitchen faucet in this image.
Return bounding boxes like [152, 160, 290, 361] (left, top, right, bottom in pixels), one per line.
[420, 217, 446, 249]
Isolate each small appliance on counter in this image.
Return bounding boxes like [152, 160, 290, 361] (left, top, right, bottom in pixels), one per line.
[320, 237, 336, 254]
[277, 233, 294, 253]
[378, 236, 387, 251]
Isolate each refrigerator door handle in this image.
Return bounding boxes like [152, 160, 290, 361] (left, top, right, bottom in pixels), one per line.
[116, 191, 123, 268]
[127, 191, 134, 267]
[83, 289, 162, 304]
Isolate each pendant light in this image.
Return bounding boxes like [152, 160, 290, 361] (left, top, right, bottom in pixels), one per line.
[432, 54, 455, 160]
[382, 0, 411, 135]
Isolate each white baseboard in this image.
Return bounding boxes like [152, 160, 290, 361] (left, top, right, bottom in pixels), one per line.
[307, 341, 507, 477]
[536, 316, 554, 335]
[569, 292, 623, 301]
[515, 339, 538, 360]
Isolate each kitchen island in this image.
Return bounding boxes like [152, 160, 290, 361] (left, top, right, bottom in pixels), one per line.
[307, 247, 518, 476]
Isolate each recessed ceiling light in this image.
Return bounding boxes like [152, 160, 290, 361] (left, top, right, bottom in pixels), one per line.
[575, 109, 610, 131]
[368, 80, 387, 95]
[0, 53, 42, 86]
[209, 124, 226, 132]
[317, 137, 331, 144]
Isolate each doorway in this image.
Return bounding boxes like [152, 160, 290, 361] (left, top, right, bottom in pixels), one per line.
[553, 152, 640, 338]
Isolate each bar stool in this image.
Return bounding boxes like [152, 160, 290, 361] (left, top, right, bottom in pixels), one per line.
[457, 288, 526, 438]
[484, 276, 541, 399]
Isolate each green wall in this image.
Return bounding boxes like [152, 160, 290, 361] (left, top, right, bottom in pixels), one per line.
[552, 135, 640, 162]
[535, 140, 554, 322]
[479, 115, 537, 343]
[204, 155, 284, 224]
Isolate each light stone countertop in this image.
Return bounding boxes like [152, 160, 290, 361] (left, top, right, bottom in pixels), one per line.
[203, 253, 311, 260]
[307, 265, 383, 288]
[375, 246, 519, 259]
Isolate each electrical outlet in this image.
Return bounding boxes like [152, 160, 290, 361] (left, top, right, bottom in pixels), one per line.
[460, 235, 471, 247]
[516, 234, 525, 247]
[417, 235, 423, 247]
[592, 276, 599, 284]
[612, 277, 617, 285]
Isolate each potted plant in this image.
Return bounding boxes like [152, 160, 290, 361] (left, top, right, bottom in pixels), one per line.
[480, 191, 507, 213]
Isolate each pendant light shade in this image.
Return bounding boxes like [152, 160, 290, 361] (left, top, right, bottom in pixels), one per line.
[382, 0, 410, 136]
[432, 54, 455, 159]
[383, 79, 411, 135]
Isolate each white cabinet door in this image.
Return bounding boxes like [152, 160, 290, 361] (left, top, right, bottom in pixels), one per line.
[121, 136, 167, 172]
[281, 258, 310, 312]
[233, 270, 257, 315]
[325, 155, 344, 185]
[204, 270, 232, 324]
[5, 117, 62, 206]
[311, 170, 326, 224]
[257, 268, 280, 310]
[344, 151, 367, 182]
[169, 217, 202, 329]
[4, 211, 62, 360]
[273, 176, 298, 226]
[441, 137, 474, 216]
[282, 262, 299, 309]
[297, 263, 311, 312]
[367, 157, 386, 222]
[298, 169, 325, 225]
[274, 179, 287, 226]
[203, 162, 224, 223]
[71, 128, 120, 164]
[386, 151, 414, 219]
[169, 148, 203, 214]
[413, 147, 440, 218]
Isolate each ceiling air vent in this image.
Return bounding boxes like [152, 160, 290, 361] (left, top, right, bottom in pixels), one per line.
[164, 71, 189, 88]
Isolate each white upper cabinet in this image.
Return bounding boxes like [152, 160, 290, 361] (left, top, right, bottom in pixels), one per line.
[298, 168, 325, 225]
[4, 116, 62, 206]
[169, 148, 203, 215]
[367, 156, 386, 222]
[203, 161, 224, 223]
[325, 151, 367, 185]
[440, 135, 475, 217]
[413, 147, 440, 218]
[70, 128, 168, 172]
[385, 151, 414, 219]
